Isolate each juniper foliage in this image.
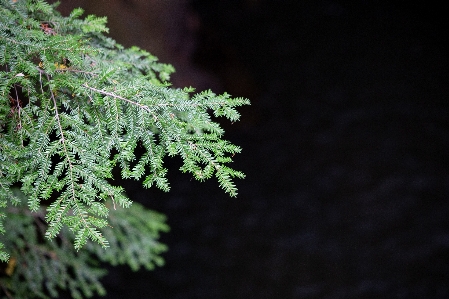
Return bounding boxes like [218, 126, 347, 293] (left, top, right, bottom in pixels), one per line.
[0, 0, 248, 297]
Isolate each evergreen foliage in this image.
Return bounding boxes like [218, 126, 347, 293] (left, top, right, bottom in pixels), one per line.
[0, 0, 248, 297]
[2, 189, 169, 299]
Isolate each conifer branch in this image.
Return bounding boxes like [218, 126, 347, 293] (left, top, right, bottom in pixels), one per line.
[82, 83, 159, 122]
[0, 1, 249, 297]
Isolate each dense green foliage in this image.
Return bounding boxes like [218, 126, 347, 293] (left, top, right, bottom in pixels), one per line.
[2, 189, 168, 299]
[0, 0, 248, 297]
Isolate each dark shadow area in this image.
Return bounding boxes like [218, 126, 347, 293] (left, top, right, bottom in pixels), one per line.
[56, 1, 449, 298]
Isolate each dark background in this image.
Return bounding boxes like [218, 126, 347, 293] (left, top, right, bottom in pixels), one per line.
[57, 1, 449, 298]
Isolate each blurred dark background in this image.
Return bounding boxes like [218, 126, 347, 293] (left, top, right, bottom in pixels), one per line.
[57, 1, 449, 298]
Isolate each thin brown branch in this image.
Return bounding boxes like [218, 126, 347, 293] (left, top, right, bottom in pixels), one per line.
[82, 83, 159, 122]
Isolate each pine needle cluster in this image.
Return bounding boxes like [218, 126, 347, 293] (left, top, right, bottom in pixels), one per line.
[0, 0, 249, 298]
